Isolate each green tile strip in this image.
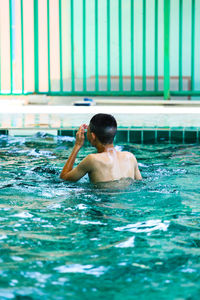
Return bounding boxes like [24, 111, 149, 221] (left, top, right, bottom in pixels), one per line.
[116, 130, 128, 143]
[0, 130, 9, 135]
[2, 129, 198, 144]
[185, 130, 197, 143]
[143, 130, 156, 144]
[130, 131, 142, 143]
[197, 130, 199, 143]
[58, 130, 75, 137]
[157, 130, 169, 142]
[171, 130, 183, 143]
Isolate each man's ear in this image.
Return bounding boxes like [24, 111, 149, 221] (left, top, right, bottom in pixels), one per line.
[91, 132, 96, 141]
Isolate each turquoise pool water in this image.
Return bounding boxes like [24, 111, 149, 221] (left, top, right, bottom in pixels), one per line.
[0, 134, 200, 300]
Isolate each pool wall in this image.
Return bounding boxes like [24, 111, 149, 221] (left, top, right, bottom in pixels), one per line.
[0, 105, 200, 143]
[58, 128, 200, 144]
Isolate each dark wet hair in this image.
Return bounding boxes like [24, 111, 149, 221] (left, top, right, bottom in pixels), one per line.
[89, 113, 117, 145]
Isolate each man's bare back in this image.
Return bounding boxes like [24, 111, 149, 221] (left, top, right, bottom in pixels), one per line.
[60, 114, 142, 183]
[86, 150, 141, 183]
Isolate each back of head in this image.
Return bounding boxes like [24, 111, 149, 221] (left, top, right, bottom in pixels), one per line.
[89, 113, 117, 145]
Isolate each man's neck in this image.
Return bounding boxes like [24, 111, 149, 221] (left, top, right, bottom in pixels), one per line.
[96, 143, 115, 153]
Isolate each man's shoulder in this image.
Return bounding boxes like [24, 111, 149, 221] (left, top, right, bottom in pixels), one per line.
[120, 151, 136, 158]
[82, 153, 95, 163]
[82, 153, 98, 165]
[78, 154, 96, 172]
[81, 153, 102, 173]
[120, 151, 138, 163]
[84, 153, 108, 167]
[85, 153, 103, 164]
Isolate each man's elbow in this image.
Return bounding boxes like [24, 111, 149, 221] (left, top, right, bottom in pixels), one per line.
[60, 172, 70, 181]
[136, 173, 142, 180]
[60, 172, 77, 182]
[60, 170, 67, 180]
[60, 173, 65, 180]
[135, 170, 142, 180]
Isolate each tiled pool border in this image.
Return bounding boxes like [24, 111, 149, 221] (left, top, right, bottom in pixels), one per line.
[1, 128, 199, 144]
[58, 128, 200, 144]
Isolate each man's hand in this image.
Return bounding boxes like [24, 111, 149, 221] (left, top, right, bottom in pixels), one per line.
[75, 124, 88, 148]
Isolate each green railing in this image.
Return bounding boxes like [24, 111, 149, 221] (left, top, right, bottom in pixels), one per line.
[0, 0, 199, 99]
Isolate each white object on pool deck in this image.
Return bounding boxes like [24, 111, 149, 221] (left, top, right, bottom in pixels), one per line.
[1, 104, 200, 114]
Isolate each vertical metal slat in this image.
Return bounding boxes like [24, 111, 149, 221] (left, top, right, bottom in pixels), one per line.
[143, 0, 146, 91]
[119, 0, 123, 91]
[83, 0, 86, 91]
[191, 0, 195, 91]
[107, 0, 111, 91]
[47, 0, 51, 92]
[59, 0, 63, 92]
[164, 0, 170, 100]
[34, 0, 39, 93]
[71, 0, 75, 92]
[0, 23, 1, 93]
[95, 0, 99, 91]
[179, 0, 183, 91]
[9, 0, 13, 93]
[130, 0, 134, 91]
[155, 0, 158, 91]
[21, 0, 24, 93]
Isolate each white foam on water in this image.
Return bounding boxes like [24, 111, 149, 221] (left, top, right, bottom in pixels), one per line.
[115, 145, 123, 151]
[0, 234, 7, 240]
[32, 218, 47, 224]
[25, 272, 51, 283]
[14, 223, 21, 227]
[11, 256, 24, 262]
[76, 204, 88, 210]
[75, 220, 106, 225]
[47, 203, 62, 209]
[114, 219, 170, 233]
[28, 149, 54, 158]
[41, 224, 54, 228]
[64, 207, 73, 211]
[138, 163, 148, 167]
[132, 263, 150, 269]
[12, 212, 33, 218]
[59, 136, 75, 142]
[0, 291, 15, 299]
[10, 279, 18, 287]
[181, 268, 196, 273]
[115, 236, 135, 248]
[54, 264, 107, 277]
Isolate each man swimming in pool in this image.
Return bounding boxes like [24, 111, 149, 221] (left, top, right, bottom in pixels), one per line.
[60, 113, 142, 183]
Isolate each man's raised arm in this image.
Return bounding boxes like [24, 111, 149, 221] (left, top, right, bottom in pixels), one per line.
[60, 124, 90, 182]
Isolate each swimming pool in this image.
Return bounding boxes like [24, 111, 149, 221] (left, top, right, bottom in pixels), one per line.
[0, 133, 200, 299]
